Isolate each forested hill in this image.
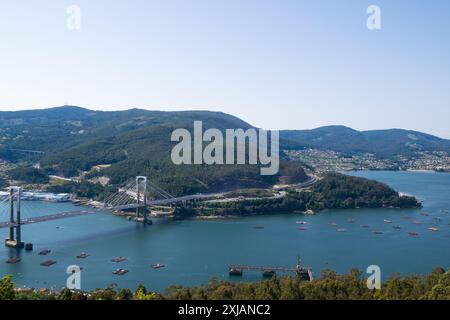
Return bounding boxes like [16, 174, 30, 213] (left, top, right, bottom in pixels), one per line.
[281, 125, 450, 157]
[0, 106, 306, 196]
[1, 106, 448, 195]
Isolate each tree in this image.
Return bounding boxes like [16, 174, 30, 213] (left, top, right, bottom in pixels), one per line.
[0, 275, 16, 300]
[117, 288, 133, 300]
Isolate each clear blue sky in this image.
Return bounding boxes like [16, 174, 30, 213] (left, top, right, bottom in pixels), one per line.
[1, 0, 449, 138]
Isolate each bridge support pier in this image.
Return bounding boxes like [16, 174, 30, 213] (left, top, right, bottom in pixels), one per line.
[5, 187, 24, 249]
[135, 176, 152, 225]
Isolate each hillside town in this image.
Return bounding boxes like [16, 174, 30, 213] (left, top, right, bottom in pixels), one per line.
[285, 149, 450, 173]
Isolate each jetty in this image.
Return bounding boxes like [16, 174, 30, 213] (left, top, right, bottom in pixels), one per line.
[228, 257, 313, 281]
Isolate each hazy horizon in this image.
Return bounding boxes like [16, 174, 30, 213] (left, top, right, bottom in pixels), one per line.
[1, 1, 449, 138]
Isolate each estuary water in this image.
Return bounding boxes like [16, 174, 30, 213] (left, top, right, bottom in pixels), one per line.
[0, 171, 449, 292]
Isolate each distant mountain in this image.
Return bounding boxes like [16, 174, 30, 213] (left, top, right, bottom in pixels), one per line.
[281, 125, 450, 157]
[0, 106, 306, 196]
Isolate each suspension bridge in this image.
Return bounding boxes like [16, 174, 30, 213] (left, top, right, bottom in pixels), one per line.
[1, 176, 220, 249]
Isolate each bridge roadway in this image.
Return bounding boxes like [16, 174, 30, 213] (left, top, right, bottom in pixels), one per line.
[0, 176, 317, 229]
[0, 209, 99, 229]
[112, 193, 222, 211]
[0, 193, 221, 229]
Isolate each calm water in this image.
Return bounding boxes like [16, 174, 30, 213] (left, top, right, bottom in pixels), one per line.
[0, 171, 449, 292]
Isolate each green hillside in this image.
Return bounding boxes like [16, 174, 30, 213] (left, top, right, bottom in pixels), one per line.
[0, 106, 306, 196]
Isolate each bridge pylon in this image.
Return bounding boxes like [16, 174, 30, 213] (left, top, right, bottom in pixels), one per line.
[5, 186, 25, 249]
[135, 176, 151, 225]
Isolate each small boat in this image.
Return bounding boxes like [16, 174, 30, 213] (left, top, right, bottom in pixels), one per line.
[360, 224, 369, 228]
[6, 257, 21, 264]
[392, 225, 401, 230]
[40, 260, 56, 267]
[383, 219, 392, 224]
[254, 225, 265, 229]
[112, 269, 128, 275]
[328, 223, 338, 227]
[38, 249, 51, 256]
[408, 232, 419, 236]
[373, 230, 383, 235]
[413, 221, 422, 225]
[229, 268, 243, 276]
[298, 227, 308, 231]
[76, 252, 90, 259]
[111, 256, 127, 263]
[402, 216, 412, 220]
[296, 221, 307, 225]
[151, 263, 165, 269]
[347, 219, 355, 223]
[337, 229, 346, 232]
[428, 227, 440, 232]
[420, 213, 430, 216]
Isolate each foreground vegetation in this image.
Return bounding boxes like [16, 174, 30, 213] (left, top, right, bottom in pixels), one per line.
[1, 268, 448, 300]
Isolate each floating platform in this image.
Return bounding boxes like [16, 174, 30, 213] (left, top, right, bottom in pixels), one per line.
[40, 260, 56, 267]
[38, 249, 51, 256]
[113, 269, 128, 275]
[6, 257, 21, 264]
[111, 256, 126, 263]
[229, 267, 243, 276]
[76, 252, 90, 259]
[262, 270, 276, 278]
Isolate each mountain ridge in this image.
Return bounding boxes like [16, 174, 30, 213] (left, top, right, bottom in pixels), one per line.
[0, 106, 448, 195]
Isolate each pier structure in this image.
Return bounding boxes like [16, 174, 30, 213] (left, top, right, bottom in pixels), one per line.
[5, 186, 25, 248]
[229, 257, 313, 281]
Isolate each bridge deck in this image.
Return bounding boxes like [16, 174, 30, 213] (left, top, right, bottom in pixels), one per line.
[0, 210, 98, 229]
[0, 194, 218, 229]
